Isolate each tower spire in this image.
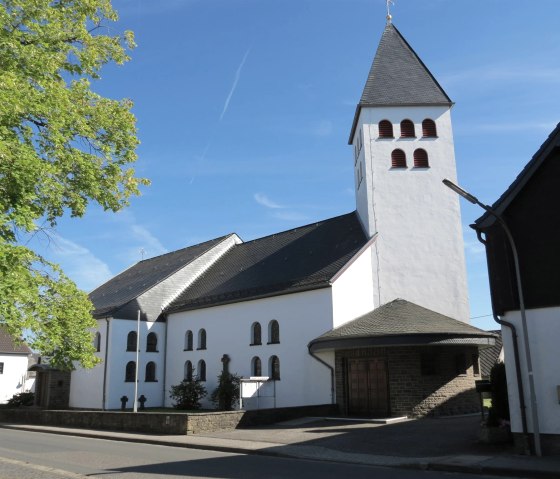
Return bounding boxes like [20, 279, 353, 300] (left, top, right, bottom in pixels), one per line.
[386, 0, 394, 24]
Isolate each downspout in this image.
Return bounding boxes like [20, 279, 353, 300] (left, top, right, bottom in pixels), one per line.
[162, 313, 168, 408]
[307, 344, 335, 405]
[475, 229, 529, 446]
[102, 317, 110, 411]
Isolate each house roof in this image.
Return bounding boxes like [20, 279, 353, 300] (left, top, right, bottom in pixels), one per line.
[349, 23, 452, 143]
[90, 235, 232, 318]
[480, 329, 503, 378]
[474, 122, 560, 229]
[0, 327, 32, 354]
[166, 212, 368, 313]
[309, 299, 496, 352]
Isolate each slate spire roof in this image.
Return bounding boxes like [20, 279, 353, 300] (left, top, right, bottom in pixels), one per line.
[349, 23, 452, 143]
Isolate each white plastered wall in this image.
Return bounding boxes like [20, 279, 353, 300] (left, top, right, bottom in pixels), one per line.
[165, 288, 335, 409]
[352, 106, 469, 322]
[0, 354, 30, 403]
[71, 318, 167, 410]
[69, 320, 107, 409]
[502, 307, 560, 435]
[331, 243, 376, 328]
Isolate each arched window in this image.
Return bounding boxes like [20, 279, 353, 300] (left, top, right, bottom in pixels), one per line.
[400, 119, 415, 138]
[94, 332, 101, 352]
[185, 330, 193, 351]
[269, 355, 280, 380]
[251, 322, 261, 345]
[422, 119, 437, 138]
[125, 361, 136, 382]
[126, 331, 137, 351]
[146, 332, 158, 352]
[198, 360, 206, 381]
[184, 360, 193, 381]
[378, 120, 394, 138]
[198, 329, 207, 350]
[391, 149, 407, 168]
[145, 361, 156, 382]
[268, 320, 280, 344]
[252, 356, 262, 376]
[413, 148, 429, 168]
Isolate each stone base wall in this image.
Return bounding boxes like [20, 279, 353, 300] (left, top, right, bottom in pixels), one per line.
[335, 345, 481, 418]
[513, 432, 560, 456]
[0, 404, 337, 435]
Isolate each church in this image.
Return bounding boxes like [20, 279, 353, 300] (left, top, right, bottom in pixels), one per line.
[69, 19, 496, 418]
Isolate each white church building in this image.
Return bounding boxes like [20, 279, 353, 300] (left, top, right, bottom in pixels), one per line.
[70, 21, 496, 417]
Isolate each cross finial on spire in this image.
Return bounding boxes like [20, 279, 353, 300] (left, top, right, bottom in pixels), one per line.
[386, 0, 394, 23]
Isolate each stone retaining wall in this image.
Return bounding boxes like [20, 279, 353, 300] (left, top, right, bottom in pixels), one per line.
[0, 404, 337, 435]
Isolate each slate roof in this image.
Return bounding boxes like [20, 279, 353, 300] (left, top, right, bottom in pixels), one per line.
[0, 327, 32, 354]
[167, 212, 368, 313]
[474, 122, 560, 229]
[90, 235, 232, 318]
[349, 23, 452, 143]
[480, 330, 503, 378]
[309, 299, 496, 351]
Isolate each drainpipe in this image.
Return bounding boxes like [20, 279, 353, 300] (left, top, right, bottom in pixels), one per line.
[162, 313, 168, 408]
[307, 345, 335, 404]
[102, 317, 110, 411]
[475, 229, 530, 452]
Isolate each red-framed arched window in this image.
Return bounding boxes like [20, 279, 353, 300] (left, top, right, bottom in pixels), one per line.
[400, 119, 415, 138]
[391, 149, 407, 168]
[413, 148, 429, 168]
[378, 120, 394, 138]
[422, 119, 437, 138]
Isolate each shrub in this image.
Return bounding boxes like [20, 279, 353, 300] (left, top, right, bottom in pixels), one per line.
[486, 362, 510, 427]
[7, 392, 35, 407]
[169, 378, 207, 410]
[211, 372, 241, 411]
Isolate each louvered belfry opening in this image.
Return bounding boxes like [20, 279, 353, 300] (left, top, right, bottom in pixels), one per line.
[378, 120, 394, 138]
[414, 148, 429, 168]
[400, 119, 415, 138]
[391, 149, 407, 168]
[422, 119, 437, 137]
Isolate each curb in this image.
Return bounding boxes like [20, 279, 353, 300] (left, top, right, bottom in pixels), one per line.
[1, 424, 556, 479]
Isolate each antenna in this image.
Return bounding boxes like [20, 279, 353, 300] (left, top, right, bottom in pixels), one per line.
[386, 0, 395, 23]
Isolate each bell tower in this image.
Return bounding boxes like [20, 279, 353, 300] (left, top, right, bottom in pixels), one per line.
[350, 20, 470, 322]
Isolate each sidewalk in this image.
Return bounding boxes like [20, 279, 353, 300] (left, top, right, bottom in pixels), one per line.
[1, 417, 559, 478]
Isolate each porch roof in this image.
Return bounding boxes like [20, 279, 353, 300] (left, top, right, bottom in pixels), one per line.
[309, 299, 496, 352]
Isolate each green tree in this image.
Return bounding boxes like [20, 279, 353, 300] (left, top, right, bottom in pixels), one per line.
[0, 0, 147, 369]
[169, 378, 208, 410]
[211, 372, 241, 411]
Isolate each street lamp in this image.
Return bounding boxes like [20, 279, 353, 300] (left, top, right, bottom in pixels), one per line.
[443, 178, 542, 457]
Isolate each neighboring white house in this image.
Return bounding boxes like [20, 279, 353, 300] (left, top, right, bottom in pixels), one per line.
[473, 123, 560, 453]
[0, 327, 33, 404]
[70, 20, 495, 416]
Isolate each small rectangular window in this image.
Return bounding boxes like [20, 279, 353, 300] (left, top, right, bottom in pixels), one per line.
[455, 354, 467, 376]
[0, 362, 4, 374]
[472, 354, 480, 376]
[421, 352, 438, 376]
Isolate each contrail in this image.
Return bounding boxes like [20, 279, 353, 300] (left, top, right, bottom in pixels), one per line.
[220, 48, 251, 121]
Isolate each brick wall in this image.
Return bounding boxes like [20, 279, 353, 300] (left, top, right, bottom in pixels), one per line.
[335, 346, 481, 417]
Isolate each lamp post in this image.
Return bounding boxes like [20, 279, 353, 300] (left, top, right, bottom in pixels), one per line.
[443, 179, 542, 457]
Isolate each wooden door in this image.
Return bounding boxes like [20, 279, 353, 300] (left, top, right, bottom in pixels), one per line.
[347, 358, 388, 417]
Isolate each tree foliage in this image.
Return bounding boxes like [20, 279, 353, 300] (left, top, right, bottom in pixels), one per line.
[211, 372, 241, 411]
[169, 378, 208, 411]
[0, 0, 147, 369]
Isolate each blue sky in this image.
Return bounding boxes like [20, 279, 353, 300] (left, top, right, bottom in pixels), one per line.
[32, 0, 560, 331]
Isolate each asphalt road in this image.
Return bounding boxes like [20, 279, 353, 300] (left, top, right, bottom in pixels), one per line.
[0, 428, 514, 479]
